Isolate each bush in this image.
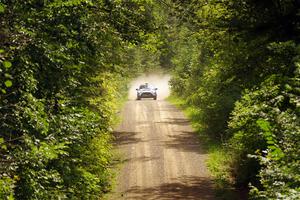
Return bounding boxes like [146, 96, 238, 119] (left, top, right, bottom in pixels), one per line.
[228, 59, 300, 198]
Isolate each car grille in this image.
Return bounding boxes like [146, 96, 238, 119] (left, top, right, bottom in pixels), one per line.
[141, 92, 153, 96]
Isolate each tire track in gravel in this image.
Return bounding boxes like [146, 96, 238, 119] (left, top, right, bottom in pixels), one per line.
[111, 99, 216, 200]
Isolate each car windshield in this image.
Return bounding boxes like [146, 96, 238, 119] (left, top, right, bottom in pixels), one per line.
[139, 84, 154, 89]
[139, 85, 147, 89]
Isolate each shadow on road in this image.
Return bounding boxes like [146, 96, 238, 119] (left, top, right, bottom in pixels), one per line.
[156, 117, 206, 154]
[156, 117, 190, 126]
[122, 156, 161, 163]
[163, 131, 206, 154]
[113, 131, 142, 146]
[112, 99, 216, 200]
[123, 176, 214, 200]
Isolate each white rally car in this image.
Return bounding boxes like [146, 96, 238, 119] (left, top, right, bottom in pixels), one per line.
[136, 83, 157, 100]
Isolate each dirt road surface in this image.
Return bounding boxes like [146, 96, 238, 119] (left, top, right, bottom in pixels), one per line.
[111, 73, 215, 200]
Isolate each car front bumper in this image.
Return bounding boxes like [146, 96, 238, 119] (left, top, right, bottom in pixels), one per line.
[138, 92, 157, 98]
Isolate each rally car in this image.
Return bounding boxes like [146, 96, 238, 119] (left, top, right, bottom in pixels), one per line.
[136, 83, 157, 100]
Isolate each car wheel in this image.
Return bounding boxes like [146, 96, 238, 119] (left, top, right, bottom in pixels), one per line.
[154, 97, 157, 100]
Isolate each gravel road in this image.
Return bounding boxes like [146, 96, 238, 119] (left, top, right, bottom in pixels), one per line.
[111, 99, 215, 200]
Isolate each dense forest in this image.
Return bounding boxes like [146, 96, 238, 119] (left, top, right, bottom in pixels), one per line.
[0, 0, 161, 199]
[0, 0, 299, 199]
[166, 0, 300, 199]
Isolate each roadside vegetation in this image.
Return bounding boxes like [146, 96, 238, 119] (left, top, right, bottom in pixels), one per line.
[164, 1, 300, 199]
[0, 0, 161, 199]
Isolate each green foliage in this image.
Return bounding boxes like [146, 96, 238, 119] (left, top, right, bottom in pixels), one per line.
[0, 0, 158, 199]
[256, 119, 284, 161]
[228, 69, 300, 199]
[3, 61, 12, 69]
[0, 175, 15, 200]
[165, 0, 300, 198]
[4, 80, 12, 87]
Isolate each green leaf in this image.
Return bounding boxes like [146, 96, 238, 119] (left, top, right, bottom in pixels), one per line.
[256, 119, 271, 132]
[266, 136, 273, 141]
[3, 61, 12, 68]
[0, 3, 5, 13]
[1, 144, 7, 150]
[0, 138, 6, 150]
[5, 73, 12, 79]
[266, 140, 275, 145]
[0, 49, 4, 53]
[4, 80, 12, 87]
